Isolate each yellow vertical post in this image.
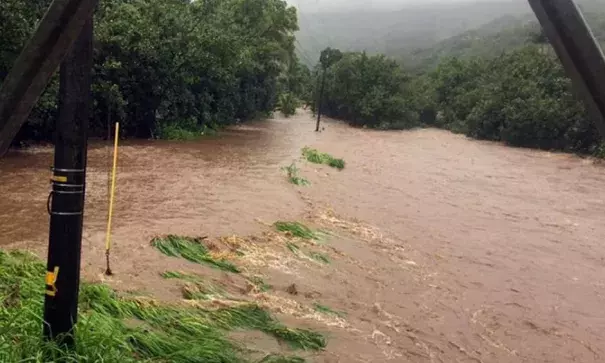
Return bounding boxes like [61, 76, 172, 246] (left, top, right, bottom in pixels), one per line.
[104, 122, 119, 275]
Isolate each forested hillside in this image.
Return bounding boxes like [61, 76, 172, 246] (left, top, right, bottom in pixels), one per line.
[293, 0, 532, 65]
[311, 0, 605, 156]
[401, 3, 605, 72]
[0, 0, 309, 143]
[293, 0, 605, 68]
[3, 0, 605, 157]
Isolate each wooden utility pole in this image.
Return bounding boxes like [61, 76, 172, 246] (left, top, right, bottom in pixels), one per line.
[528, 0, 605, 137]
[314, 48, 342, 132]
[43, 16, 94, 345]
[315, 70, 326, 132]
[0, 0, 97, 157]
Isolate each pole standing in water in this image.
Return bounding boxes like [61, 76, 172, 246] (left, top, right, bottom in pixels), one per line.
[104, 122, 120, 276]
[316, 70, 326, 132]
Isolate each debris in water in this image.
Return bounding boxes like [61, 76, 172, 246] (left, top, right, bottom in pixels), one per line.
[286, 283, 299, 295]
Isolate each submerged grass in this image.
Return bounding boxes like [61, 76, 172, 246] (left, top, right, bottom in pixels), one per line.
[302, 147, 345, 170]
[208, 305, 325, 350]
[274, 222, 319, 240]
[181, 281, 225, 300]
[276, 222, 331, 263]
[0, 250, 325, 362]
[161, 270, 203, 282]
[313, 303, 346, 318]
[162, 271, 224, 300]
[308, 252, 330, 264]
[281, 163, 309, 186]
[152, 235, 240, 273]
[327, 158, 345, 170]
[286, 242, 300, 254]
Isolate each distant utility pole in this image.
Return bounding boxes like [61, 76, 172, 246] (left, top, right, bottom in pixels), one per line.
[43, 15, 94, 345]
[0, 0, 98, 157]
[528, 0, 605, 138]
[314, 47, 342, 132]
[315, 70, 326, 132]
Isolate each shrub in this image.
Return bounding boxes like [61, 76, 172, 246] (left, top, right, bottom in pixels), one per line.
[278, 92, 299, 117]
[151, 235, 239, 273]
[281, 163, 310, 186]
[4, 0, 301, 143]
[317, 50, 420, 130]
[427, 46, 599, 153]
[302, 147, 345, 170]
[274, 221, 319, 239]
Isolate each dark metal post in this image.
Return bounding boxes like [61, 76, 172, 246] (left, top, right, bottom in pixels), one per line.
[315, 69, 326, 132]
[0, 0, 98, 157]
[43, 16, 93, 345]
[528, 0, 605, 137]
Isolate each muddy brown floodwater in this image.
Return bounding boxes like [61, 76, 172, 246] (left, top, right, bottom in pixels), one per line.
[1, 111, 605, 362]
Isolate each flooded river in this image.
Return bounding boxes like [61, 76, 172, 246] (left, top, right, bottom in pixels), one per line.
[1, 111, 605, 362]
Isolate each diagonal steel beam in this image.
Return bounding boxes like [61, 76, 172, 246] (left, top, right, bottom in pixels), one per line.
[0, 0, 97, 157]
[528, 0, 605, 138]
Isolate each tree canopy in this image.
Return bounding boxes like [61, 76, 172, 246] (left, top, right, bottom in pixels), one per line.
[311, 40, 602, 154]
[2, 0, 604, 157]
[0, 0, 306, 142]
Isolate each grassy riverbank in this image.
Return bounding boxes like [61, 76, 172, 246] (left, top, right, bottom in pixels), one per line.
[0, 250, 324, 362]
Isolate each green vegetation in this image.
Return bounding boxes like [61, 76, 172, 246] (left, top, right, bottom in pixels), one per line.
[277, 93, 299, 117]
[294, 1, 532, 64]
[312, 50, 418, 131]
[308, 252, 330, 264]
[1, 0, 308, 144]
[327, 158, 345, 170]
[4, 0, 605, 157]
[596, 143, 605, 159]
[294, 1, 605, 68]
[302, 147, 331, 164]
[275, 223, 330, 263]
[400, 6, 605, 72]
[281, 163, 310, 186]
[313, 303, 345, 318]
[161, 270, 203, 282]
[302, 147, 345, 170]
[274, 221, 319, 240]
[420, 46, 600, 153]
[312, 26, 603, 155]
[286, 242, 300, 254]
[298, 2, 605, 155]
[0, 250, 324, 362]
[152, 235, 240, 273]
[158, 122, 219, 141]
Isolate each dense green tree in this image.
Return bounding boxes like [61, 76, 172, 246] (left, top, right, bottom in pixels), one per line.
[276, 54, 312, 116]
[426, 46, 600, 153]
[319, 48, 343, 70]
[0, 0, 58, 144]
[314, 50, 418, 129]
[1, 0, 300, 142]
[3, 0, 603, 157]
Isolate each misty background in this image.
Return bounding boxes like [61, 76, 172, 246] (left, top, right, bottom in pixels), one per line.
[289, 0, 605, 68]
